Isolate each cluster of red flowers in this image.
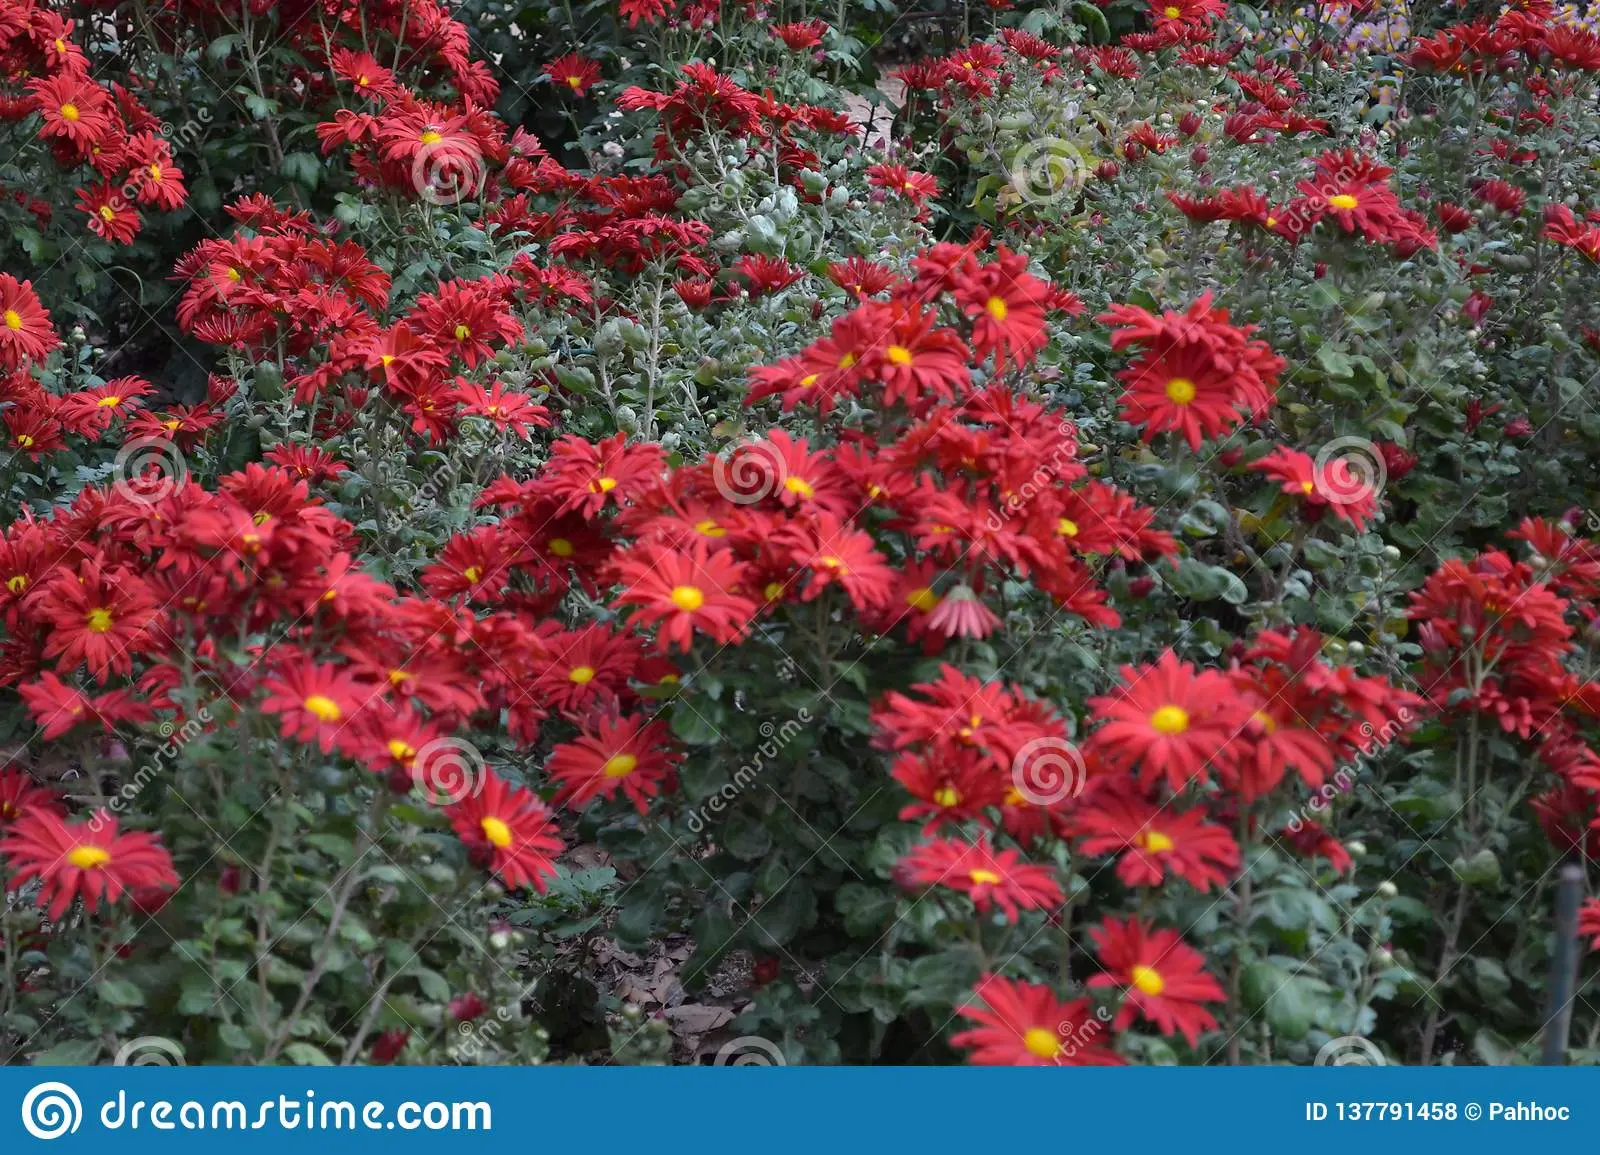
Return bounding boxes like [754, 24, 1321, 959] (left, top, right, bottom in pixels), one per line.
[1102, 292, 1284, 451]
[869, 616, 1416, 1062]
[0, 3, 186, 243]
[1168, 150, 1435, 254]
[1412, 520, 1600, 812]
[1409, 6, 1600, 75]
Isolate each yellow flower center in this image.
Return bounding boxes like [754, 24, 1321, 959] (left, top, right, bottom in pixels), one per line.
[6, 574, 27, 593]
[149, 163, 162, 180]
[98, 205, 116, 222]
[602, 754, 638, 778]
[1057, 517, 1079, 537]
[358, 75, 370, 87]
[453, 323, 471, 342]
[67, 845, 111, 869]
[420, 130, 444, 145]
[566, 75, 583, 89]
[568, 665, 596, 684]
[985, 296, 1009, 322]
[763, 581, 784, 601]
[15, 434, 32, 448]
[60, 102, 80, 122]
[1164, 377, 1197, 404]
[785, 476, 815, 499]
[86, 608, 114, 633]
[1139, 828, 1175, 853]
[304, 694, 342, 723]
[480, 816, 513, 848]
[1022, 1028, 1060, 1059]
[837, 352, 857, 369]
[463, 566, 482, 583]
[799, 373, 820, 388]
[906, 587, 938, 611]
[1328, 193, 1360, 210]
[591, 476, 618, 493]
[886, 345, 914, 365]
[1164, 4, 1182, 16]
[1299, 480, 1314, 494]
[1150, 705, 1190, 735]
[817, 554, 846, 572]
[968, 868, 1003, 885]
[932, 785, 961, 808]
[1252, 709, 1278, 733]
[548, 537, 575, 557]
[1131, 964, 1166, 996]
[3, 309, 21, 330]
[694, 518, 724, 537]
[96, 395, 122, 407]
[670, 585, 705, 612]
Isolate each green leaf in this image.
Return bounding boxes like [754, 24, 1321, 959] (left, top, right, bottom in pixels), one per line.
[98, 978, 146, 1007]
[283, 1042, 335, 1066]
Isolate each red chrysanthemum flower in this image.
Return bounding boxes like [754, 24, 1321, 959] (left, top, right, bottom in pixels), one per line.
[951, 974, 1124, 1065]
[610, 542, 759, 652]
[1086, 650, 1246, 791]
[259, 656, 370, 754]
[895, 836, 1063, 920]
[1, 809, 178, 920]
[0, 275, 56, 369]
[545, 52, 602, 95]
[546, 711, 681, 814]
[446, 772, 564, 892]
[0, 769, 60, 826]
[1087, 915, 1224, 1046]
[1066, 786, 1241, 891]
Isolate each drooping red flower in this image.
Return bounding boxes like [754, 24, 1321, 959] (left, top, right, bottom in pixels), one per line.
[1, 809, 178, 920]
[1087, 916, 1224, 1046]
[951, 974, 1124, 1065]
